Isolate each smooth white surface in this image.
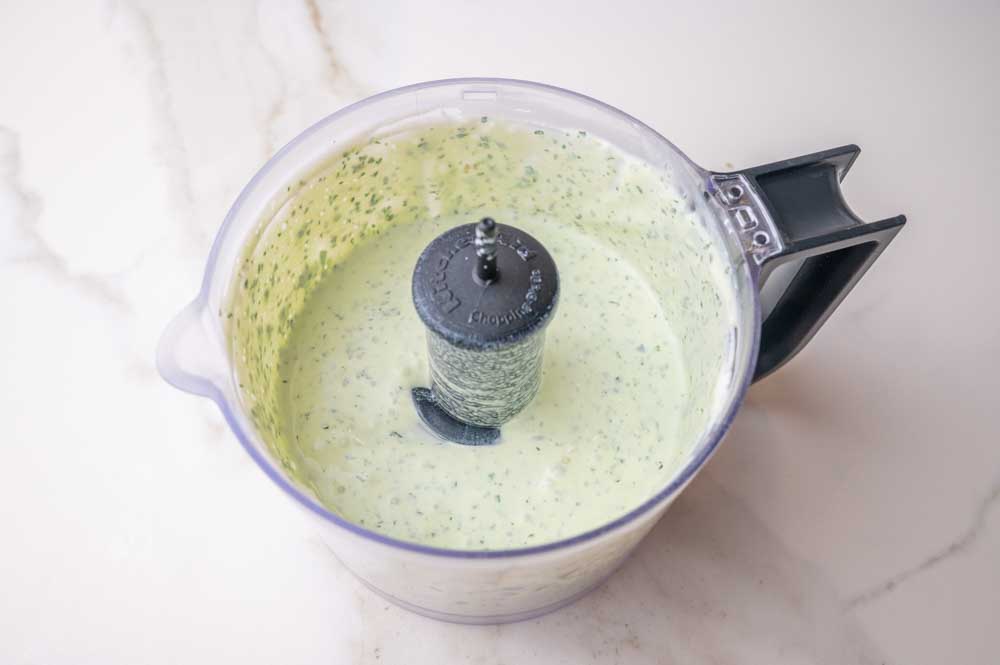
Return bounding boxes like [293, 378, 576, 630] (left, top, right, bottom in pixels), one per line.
[1, 1, 997, 663]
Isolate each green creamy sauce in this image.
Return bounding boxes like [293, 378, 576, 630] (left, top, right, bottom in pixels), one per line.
[228, 119, 737, 550]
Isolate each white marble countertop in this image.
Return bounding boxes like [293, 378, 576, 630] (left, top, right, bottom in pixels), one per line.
[2, 1, 998, 663]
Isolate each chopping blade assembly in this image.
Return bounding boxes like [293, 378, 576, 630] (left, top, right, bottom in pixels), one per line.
[410, 218, 559, 445]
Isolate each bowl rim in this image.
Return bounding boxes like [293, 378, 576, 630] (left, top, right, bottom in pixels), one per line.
[182, 77, 762, 560]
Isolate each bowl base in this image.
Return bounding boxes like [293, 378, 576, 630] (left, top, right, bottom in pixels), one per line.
[355, 574, 612, 625]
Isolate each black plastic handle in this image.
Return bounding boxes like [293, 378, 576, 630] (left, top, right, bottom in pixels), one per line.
[726, 145, 905, 381]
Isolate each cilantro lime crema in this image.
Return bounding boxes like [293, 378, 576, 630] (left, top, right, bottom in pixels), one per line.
[227, 117, 737, 550]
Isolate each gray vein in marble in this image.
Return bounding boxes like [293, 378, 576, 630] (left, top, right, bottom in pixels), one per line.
[256, 0, 367, 156]
[113, 1, 201, 247]
[254, 11, 293, 158]
[263, 93, 288, 159]
[0, 126, 130, 311]
[304, 0, 364, 96]
[848, 476, 1000, 609]
[629, 475, 886, 664]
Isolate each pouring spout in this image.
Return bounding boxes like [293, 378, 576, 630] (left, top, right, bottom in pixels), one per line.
[157, 298, 229, 400]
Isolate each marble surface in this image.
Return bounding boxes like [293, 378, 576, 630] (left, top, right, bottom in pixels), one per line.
[2, 1, 998, 663]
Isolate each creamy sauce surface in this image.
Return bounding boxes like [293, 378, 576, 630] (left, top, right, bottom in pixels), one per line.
[229, 119, 737, 550]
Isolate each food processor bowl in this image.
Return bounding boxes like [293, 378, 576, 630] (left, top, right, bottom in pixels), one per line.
[157, 78, 903, 623]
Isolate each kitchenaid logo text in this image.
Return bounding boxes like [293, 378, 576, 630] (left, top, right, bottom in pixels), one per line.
[429, 231, 538, 317]
[495, 231, 537, 262]
[429, 236, 471, 314]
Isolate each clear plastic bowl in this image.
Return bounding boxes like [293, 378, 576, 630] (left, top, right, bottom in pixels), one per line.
[157, 78, 760, 623]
